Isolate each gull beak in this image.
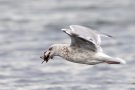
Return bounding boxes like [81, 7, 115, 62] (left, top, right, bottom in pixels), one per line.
[40, 51, 51, 64]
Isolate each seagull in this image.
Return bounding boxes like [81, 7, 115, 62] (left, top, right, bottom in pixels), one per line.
[40, 25, 126, 65]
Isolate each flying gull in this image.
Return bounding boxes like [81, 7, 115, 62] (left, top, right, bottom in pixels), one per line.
[40, 25, 126, 65]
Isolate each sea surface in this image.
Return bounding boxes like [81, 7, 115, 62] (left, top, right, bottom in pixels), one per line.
[0, 0, 135, 90]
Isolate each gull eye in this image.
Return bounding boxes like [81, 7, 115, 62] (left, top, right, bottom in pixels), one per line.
[49, 47, 53, 51]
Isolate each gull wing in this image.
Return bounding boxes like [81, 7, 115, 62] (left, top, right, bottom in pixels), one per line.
[70, 25, 112, 45]
[61, 25, 102, 52]
[70, 25, 101, 46]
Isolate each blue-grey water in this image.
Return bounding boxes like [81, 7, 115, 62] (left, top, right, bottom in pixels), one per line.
[0, 0, 135, 90]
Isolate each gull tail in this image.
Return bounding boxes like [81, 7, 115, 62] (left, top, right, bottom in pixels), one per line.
[105, 57, 126, 64]
[96, 53, 126, 65]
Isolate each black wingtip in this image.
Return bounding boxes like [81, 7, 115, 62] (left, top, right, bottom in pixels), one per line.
[102, 33, 113, 38]
[107, 34, 113, 38]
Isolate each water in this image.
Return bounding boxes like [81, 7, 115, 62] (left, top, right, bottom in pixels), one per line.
[0, 0, 135, 90]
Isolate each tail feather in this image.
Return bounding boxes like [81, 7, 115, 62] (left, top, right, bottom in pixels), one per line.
[105, 61, 120, 64]
[105, 58, 126, 64]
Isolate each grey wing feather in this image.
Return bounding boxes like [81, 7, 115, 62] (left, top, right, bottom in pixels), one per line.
[69, 25, 101, 46]
[61, 28, 97, 52]
[62, 25, 112, 52]
[70, 25, 112, 45]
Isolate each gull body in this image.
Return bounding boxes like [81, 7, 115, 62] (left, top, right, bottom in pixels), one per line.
[40, 25, 126, 65]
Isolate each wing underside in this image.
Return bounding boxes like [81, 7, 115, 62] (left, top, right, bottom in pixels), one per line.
[61, 25, 111, 52]
[62, 27, 98, 52]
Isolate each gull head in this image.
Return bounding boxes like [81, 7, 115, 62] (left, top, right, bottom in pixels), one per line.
[40, 46, 55, 63]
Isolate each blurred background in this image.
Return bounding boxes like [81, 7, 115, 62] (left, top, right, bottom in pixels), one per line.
[0, 0, 135, 90]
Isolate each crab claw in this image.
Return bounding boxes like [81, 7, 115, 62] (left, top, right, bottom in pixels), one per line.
[40, 51, 51, 64]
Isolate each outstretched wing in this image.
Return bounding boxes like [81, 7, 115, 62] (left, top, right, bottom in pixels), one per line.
[62, 25, 103, 52]
[70, 25, 101, 46]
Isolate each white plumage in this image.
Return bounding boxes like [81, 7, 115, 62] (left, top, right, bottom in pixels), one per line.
[40, 25, 126, 65]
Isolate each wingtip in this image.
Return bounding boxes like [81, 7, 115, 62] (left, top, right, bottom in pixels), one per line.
[61, 28, 69, 33]
[69, 25, 81, 30]
[61, 28, 72, 36]
[61, 29, 66, 31]
[69, 25, 75, 30]
[106, 34, 113, 38]
[101, 33, 113, 38]
[62, 25, 77, 31]
[61, 29, 66, 32]
[69, 25, 76, 28]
